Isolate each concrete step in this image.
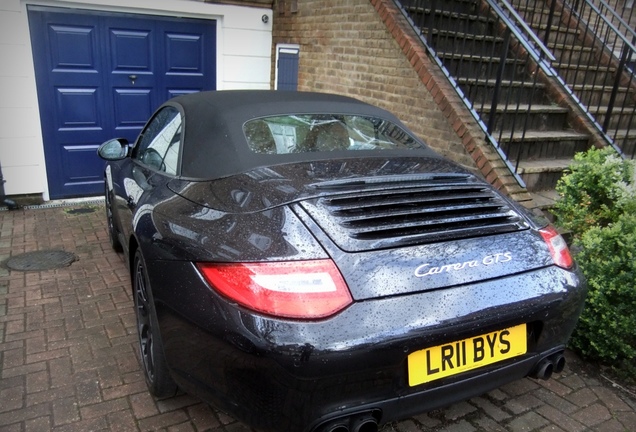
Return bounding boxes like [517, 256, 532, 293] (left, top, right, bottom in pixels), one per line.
[427, 29, 504, 43]
[436, 52, 528, 81]
[516, 158, 573, 192]
[425, 29, 506, 57]
[417, 9, 499, 35]
[508, 0, 553, 8]
[455, 77, 549, 106]
[478, 104, 569, 131]
[499, 130, 590, 143]
[587, 105, 636, 130]
[568, 83, 633, 106]
[533, 24, 583, 45]
[498, 130, 590, 161]
[554, 63, 618, 86]
[607, 129, 636, 157]
[516, 158, 571, 174]
[530, 189, 561, 210]
[514, 7, 563, 27]
[430, 9, 496, 23]
[548, 43, 598, 64]
[404, 0, 478, 16]
[479, 104, 569, 114]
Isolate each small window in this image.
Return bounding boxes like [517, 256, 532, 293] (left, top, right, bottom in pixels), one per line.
[134, 107, 182, 175]
[243, 114, 423, 154]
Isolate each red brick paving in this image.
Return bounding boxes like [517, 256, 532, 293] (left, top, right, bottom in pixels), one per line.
[1, 204, 635, 431]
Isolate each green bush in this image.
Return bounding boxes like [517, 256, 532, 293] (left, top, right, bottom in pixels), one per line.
[552, 147, 636, 378]
[552, 147, 634, 240]
[569, 213, 636, 369]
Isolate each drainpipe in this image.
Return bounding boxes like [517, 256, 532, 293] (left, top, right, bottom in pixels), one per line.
[0, 162, 19, 210]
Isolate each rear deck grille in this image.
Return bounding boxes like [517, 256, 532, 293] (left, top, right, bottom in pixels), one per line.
[300, 175, 528, 251]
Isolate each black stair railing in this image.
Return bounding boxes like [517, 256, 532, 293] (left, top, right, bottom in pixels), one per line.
[396, 0, 635, 190]
[396, 0, 559, 186]
[506, 0, 636, 158]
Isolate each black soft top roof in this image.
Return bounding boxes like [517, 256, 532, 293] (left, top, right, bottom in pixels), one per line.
[163, 90, 436, 180]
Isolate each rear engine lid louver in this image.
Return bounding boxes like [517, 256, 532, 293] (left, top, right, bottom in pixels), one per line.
[299, 174, 529, 252]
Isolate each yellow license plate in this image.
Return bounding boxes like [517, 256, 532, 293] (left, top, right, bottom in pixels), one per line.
[408, 323, 527, 386]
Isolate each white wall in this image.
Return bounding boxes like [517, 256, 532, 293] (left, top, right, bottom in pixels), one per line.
[0, 0, 272, 199]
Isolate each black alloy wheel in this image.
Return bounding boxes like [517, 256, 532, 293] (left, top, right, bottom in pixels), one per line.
[133, 250, 177, 398]
[105, 184, 123, 252]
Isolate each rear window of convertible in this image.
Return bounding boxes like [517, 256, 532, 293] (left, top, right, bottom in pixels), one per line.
[243, 114, 425, 154]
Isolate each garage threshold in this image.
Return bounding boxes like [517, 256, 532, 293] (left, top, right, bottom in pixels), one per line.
[0, 196, 104, 211]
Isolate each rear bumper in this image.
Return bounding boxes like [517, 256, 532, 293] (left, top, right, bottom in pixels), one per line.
[307, 347, 563, 431]
[147, 260, 586, 432]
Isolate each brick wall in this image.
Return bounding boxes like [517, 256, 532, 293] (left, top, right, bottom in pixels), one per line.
[271, 0, 476, 169]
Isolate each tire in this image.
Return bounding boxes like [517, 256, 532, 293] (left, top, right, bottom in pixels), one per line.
[105, 185, 123, 252]
[133, 250, 178, 398]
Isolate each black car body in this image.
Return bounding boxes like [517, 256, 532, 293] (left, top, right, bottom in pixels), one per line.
[98, 90, 586, 432]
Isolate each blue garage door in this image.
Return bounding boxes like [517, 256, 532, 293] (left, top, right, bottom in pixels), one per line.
[28, 6, 216, 199]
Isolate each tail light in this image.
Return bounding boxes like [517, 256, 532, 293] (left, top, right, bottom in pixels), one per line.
[196, 260, 353, 319]
[539, 226, 573, 269]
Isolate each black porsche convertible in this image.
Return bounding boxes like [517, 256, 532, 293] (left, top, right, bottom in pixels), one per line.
[98, 90, 586, 432]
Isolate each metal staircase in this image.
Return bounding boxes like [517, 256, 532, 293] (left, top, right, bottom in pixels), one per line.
[509, 0, 636, 156]
[397, 0, 636, 197]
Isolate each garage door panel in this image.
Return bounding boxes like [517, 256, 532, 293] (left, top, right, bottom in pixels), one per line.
[167, 89, 202, 99]
[61, 144, 104, 184]
[113, 88, 153, 140]
[165, 33, 204, 75]
[109, 28, 154, 73]
[161, 19, 215, 92]
[49, 24, 98, 72]
[56, 87, 102, 131]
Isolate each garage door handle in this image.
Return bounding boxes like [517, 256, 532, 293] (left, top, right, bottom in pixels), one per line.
[129, 75, 137, 85]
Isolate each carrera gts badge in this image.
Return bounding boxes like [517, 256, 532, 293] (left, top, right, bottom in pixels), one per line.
[414, 252, 513, 278]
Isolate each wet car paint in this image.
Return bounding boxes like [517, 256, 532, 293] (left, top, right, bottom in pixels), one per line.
[98, 91, 587, 432]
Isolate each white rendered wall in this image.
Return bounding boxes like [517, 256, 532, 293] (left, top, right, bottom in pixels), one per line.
[0, 0, 272, 199]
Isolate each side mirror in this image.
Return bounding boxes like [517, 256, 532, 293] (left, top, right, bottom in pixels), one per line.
[97, 138, 129, 160]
